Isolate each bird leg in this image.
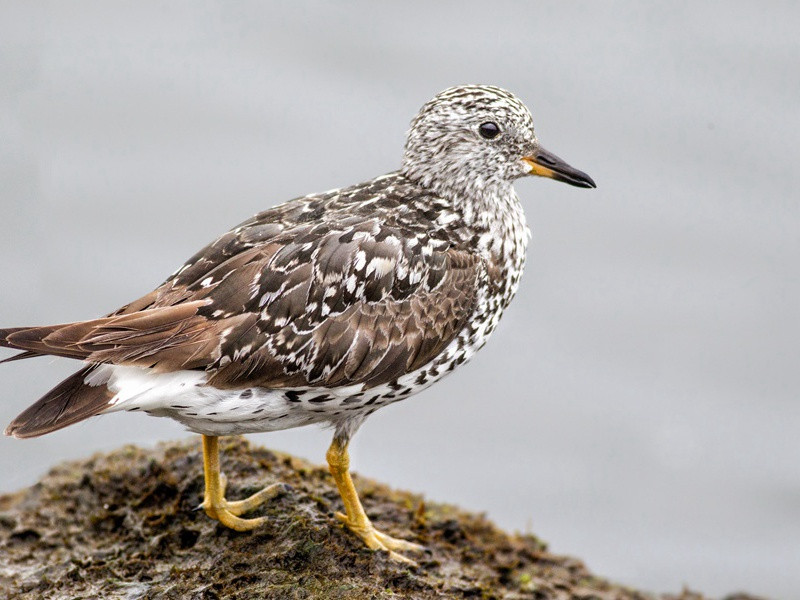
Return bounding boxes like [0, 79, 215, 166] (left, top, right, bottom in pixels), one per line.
[326, 436, 424, 564]
[201, 434, 284, 531]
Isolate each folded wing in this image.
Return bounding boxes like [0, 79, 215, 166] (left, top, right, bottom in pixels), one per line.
[1, 214, 482, 391]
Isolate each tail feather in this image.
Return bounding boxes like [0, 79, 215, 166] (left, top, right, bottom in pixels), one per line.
[0, 350, 42, 364]
[0, 301, 211, 369]
[4, 365, 113, 438]
[0, 325, 89, 360]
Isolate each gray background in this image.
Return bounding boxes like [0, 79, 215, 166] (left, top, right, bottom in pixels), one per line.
[1, 2, 798, 598]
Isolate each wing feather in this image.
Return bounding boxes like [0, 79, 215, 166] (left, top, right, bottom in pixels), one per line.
[1, 179, 484, 390]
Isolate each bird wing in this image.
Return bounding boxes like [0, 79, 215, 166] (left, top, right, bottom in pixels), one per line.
[0, 209, 483, 390]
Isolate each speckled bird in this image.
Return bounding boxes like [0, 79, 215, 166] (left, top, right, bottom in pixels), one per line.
[1, 85, 595, 562]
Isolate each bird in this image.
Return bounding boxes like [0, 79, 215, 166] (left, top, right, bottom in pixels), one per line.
[1, 85, 595, 563]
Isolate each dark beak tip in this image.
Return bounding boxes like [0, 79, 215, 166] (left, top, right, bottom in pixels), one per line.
[568, 166, 596, 189]
[529, 147, 596, 190]
[563, 170, 596, 189]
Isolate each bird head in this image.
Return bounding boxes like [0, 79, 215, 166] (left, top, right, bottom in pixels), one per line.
[402, 85, 595, 198]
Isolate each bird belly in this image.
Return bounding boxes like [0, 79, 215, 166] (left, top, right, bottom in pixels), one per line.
[97, 365, 327, 436]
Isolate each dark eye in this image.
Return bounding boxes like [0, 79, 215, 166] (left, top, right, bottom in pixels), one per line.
[478, 122, 501, 140]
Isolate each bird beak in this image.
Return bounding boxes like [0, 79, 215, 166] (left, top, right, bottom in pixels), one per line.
[522, 146, 596, 188]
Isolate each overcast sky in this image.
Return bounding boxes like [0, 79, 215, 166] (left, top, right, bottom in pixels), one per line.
[1, 3, 798, 598]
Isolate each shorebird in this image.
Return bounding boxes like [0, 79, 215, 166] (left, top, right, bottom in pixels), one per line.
[1, 85, 595, 563]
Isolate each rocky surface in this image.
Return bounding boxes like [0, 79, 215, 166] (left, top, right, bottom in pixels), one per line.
[0, 438, 765, 599]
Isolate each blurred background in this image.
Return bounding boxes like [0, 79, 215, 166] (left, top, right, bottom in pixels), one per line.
[1, 2, 798, 597]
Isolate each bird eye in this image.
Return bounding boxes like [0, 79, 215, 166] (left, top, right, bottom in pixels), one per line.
[478, 122, 501, 140]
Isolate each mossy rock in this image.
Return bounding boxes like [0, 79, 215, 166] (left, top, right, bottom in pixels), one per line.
[0, 438, 762, 599]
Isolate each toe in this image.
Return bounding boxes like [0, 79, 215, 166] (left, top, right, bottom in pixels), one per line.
[335, 513, 422, 564]
[225, 482, 286, 516]
[374, 530, 425, 553]
[387, 549, 418, 566]
[208, 507, 267, 531]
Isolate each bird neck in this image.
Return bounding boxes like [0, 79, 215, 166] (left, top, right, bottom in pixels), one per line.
[401, 170, 530, 279]
[465, 184, 530, 276]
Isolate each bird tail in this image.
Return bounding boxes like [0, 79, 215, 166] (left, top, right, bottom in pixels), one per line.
[1, 302, 213, 437]
[4, 364, 113, 438]
[0, 350, 41, 364]
[0, 324, 92, 361]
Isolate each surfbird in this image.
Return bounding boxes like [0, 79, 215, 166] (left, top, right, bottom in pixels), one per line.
[1, 85, 595, 563]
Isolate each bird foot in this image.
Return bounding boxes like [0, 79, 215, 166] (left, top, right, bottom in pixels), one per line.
[203, 472, 288, 531]
[335, 511, 424, 564]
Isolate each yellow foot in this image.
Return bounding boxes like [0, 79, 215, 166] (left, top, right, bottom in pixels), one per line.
[203, 472, 287, 532]
[335, 511, 425, 564]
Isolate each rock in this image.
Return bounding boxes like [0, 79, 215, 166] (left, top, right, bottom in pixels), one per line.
[0, 438, 765, 599]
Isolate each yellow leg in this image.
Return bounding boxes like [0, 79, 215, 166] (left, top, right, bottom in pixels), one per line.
[326, 436, 424, 564]
[201, 435, 285, 531]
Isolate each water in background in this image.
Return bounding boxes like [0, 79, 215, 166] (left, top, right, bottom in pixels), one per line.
[0, 3, 798, 598]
